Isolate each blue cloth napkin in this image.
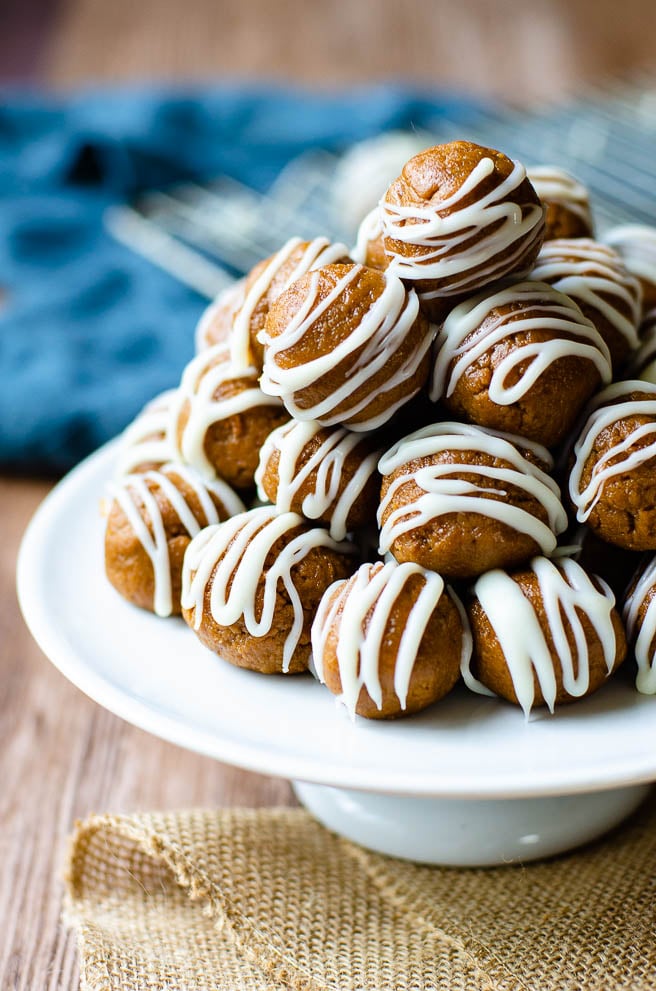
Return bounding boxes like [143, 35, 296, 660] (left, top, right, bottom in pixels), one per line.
[0, 85, 484, 474]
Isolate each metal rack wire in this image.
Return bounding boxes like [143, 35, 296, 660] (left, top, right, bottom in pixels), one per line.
[105, 80, 656, 300]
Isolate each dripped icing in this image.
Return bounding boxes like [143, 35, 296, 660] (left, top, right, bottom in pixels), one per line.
[630, 309, 656, 382]
[255, 419, 380, 540]
[311, 560, 469, 715]
[181, 506, 353, 672]
[230, 236, 349, 368]
[569, 379, 656, 523]
[109, 462, 244, 617]
[623, 557, 656, 694]
[430, 281, 612, 405]
[526, 166, 593, 226]
[170, 344, 283, 478]
[377, 422, 567, 555]
[603, 225, 656, 289]
[114, 389, 177, 477]
[194, 280, 246, 352]
[352, 207, 384, 265]
[259, 264, 434, 431]
[466, 556, 618, 715]
[380, 156, 544, 300]
[530, 238, 642, 352]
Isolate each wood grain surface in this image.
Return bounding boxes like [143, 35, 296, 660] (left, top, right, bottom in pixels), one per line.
[3, 1, 656, 987]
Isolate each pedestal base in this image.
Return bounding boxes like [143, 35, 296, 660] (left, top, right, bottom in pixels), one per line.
[293, 780, 651, 866]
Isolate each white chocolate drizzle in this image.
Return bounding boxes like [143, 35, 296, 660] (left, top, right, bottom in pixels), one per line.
[629, 309, 656, 382]
[430, 281, 612, 405]
[230, 237, 349, 368]
[109, 463, 244, 617]
[259, 263, 434, 431]
[526, 166, 593, 227]
[467, 556, 618, 715]
[530, 238, 642, 353]
[114, 389, 177, 477]
[170, 344, 283, 478]
[311, 560, 469, 715]
[181, 507, 353, 672]
[603, 225, 656, 291]
[569, 379, 656, 523]
[255, 419, 380, 540]
[623, 556, 656, 694]
[377, 422, 567, 555]
[195, 279, 246, 352]
[352, 207, 384, 265]
[380, 156, 544, 300]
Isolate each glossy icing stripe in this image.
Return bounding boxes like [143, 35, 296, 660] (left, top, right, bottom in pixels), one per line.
[531, 239, 642, 351]
[603, 225, 656, 286]
[259, 265, 434, 430]
[109, 463, 243, 617]
[170, 344, 283, 478]
[569, 380, 656, 522]
[114, 389, 177, 477]
[467, 557, 617, 715]
[230, 237, 350, 368]
[526, 166, 593, 225]
[380, 156, 544, 296]
[181, 507, 352, 672]
[378, 422, 567, 556]
[623, 556, 656, 694]
[255, 419, 380, 540]
[311, 560, 466, 715]
[430, 281, 612, 404]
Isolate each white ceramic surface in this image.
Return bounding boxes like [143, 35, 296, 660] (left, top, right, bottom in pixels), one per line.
[17, 442, 656, 864]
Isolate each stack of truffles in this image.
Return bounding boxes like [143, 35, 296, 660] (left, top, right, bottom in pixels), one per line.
[105, 139, 656, 719]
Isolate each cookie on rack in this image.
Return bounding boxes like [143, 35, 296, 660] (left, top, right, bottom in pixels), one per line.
[378, 422, 568, 580]
[171, 344, 290, 491]
[181, 506, 355, 674]
[105, 462, 245, 617]
[311, 560, 469, 719]
[379, 140, 545, 318]
[430, 280, 612, 448]
[259, 262, 434, 431]
[255, 419, 381, 541]
[465, 555, 627, 714]
[569, 380, 656, 551]
[525, 166, 594, 241]
[530, 238, 642, 370]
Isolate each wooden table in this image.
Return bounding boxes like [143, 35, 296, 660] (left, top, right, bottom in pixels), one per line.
[3, 1, 656, 987]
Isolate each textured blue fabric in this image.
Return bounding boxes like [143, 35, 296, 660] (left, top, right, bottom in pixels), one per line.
[0, 85, 485, 474]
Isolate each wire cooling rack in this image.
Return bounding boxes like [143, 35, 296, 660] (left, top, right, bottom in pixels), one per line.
[105, 79, 656, 300]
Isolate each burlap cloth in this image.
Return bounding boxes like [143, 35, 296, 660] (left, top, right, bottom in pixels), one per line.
[64, 796, 656, 991]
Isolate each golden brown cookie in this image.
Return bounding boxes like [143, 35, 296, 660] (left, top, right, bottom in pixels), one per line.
[311, 560, 467, 719]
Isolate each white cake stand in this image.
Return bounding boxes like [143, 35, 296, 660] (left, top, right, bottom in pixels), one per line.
[17, 443, 656, 866]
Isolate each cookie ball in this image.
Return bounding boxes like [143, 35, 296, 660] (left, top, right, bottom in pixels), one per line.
[526, 166, 594, 240]
[260, 262, 434, 431]
[603, 225, 656, 316]
[530, 238, 642, 370]
[230, 236, 351, 369]
[569, 380, 656, 551]
[430, 280, 612, 448]
[311, 560, 469, 719]
[114, 389, 177, 477]
[623, 556, 656, 694]
[105, 463, 245, 617]
[171, 345, 290, 491]
[255, 419, 381, 540]
[181, 507, 355, 674]
[194, 279, 246, 352]
[378, 422, 568, 580]
[379, 140, 545, 318]
[466, 556, 627, 714]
